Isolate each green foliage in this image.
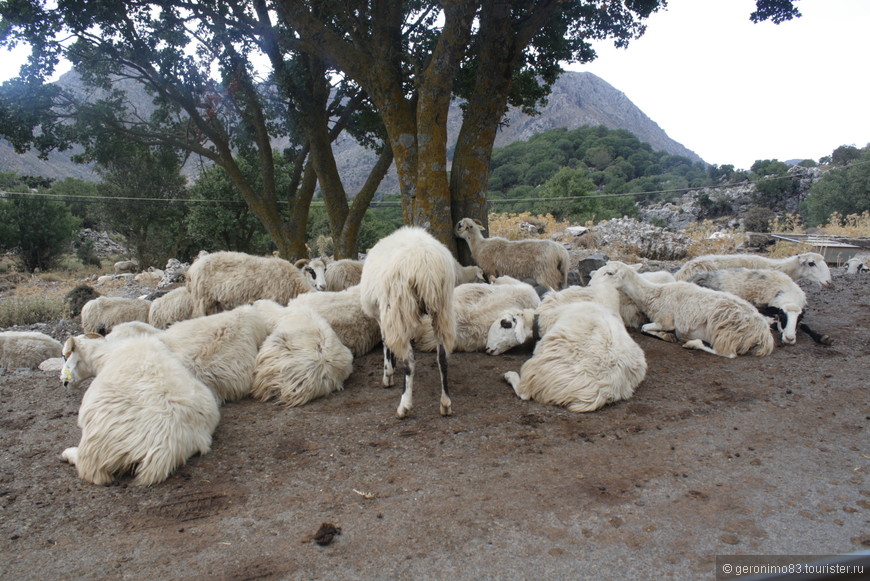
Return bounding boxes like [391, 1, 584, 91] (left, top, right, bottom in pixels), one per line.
[51, 178, 103, 230]
[0, 174, 80, 272]
[539, 166, 636, 222]
[186, 154, 282, 256]
[802, 146, 870, 227]
[743, 206, 776, 233]
[831, 145, 861, 166]
[63, 284, 101, 319]
[75, 238, 102, 268]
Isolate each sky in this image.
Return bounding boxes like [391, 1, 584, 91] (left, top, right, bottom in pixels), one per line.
[1, 0, 868, 171]
[567, 0, 870, 169]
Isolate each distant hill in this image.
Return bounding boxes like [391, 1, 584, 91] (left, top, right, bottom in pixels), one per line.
[0, 70, 703, 193]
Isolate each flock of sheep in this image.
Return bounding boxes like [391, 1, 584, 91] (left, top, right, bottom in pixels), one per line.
[1, 217, 852, 488]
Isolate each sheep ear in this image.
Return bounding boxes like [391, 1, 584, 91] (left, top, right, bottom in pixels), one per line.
[294, 258, 310, 268]
[514, 316, 526, 344]
[472, 218, 484, 228]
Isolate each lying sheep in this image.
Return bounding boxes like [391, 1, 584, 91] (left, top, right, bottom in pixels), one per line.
[674, 252, 832, 287]
[588, 266, 677, 329]
[81, 296, 151, 336]
[502, 301, 647, 413]
[414, 276, 541, 353]
[148, 286, 195, 329]
[0, 331, 62, 369]
[289, 286, 381, 357]
[592, 261, 774, 358]
[454, 217, 570, 290]
[296, 258, 328, 291]
[845, 255, 869, 274]
[360, 226, 456, 418]
[104, 303, 276, 404]
[688, 267, 830, 345]
[484, 282, 622, 356]
[250, 304, 354, 407]
[59, 334, 220, 486]
[453, 260, 486, 285]
[187, 251, 314, 316]
[324, 258, 364, 291]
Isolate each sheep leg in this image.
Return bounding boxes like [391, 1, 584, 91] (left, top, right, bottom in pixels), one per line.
[382, 344, 396, 387]
[682, 338, 736, 359]
[503, 371, 530, 401]
[396, 349, 415, 419]
[437, 344, 452, 416]
[640, 322, 678, 343]
[61, 446, 79, 465]
[799, 322, 833, 346]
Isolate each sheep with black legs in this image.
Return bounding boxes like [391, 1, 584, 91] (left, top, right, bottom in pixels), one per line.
[674, 252, 832, 286]
[455, 217, 570, 290]
[250, 304, 354, 407]
[687, 267, 831, 345]
[414, 276, 540, 353]
[59, 334, 220, 486]
[187, 251, 314, 316]
[591, 261, 774, 358]
[501, 301, 647, 413]
[359, 226, 456, 418]
[289, 286, 381, 357]
[295, 258, 328, 291]
[81, 296, 151, 336]
[0, 331, 62, 369]
[147, 286, 195, 329]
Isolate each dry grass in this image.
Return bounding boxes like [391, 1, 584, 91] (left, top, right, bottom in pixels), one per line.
[818, 211, 870, 237]
[487, 212, 571, 241]
[682, 220, 740, 258]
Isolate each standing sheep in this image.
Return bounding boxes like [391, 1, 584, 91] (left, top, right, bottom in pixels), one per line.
[674, 252, 832, 286]
[251, 304, 354, 407]
[502, 301, 647, 413]
[59, 334, 220, 486]
[81, 296, 151, 336]
[414, 276, 541, 352]
[359, 226, 456, 418]
[0, 331, 62, 369]
[591, 261, 774, 358]
[454, 217, 570, 290]
[187, 251, 314, 316]
[687, 267, 830, 345]
[113, 260, 138, 274]
[148, 286, 195, 329]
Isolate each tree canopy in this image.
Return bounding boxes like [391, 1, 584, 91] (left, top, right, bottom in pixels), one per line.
[0, 1, 804, 256]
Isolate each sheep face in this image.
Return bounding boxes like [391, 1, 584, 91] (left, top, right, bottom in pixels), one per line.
[60, 337, 98, 389]
[454, 218, 483, 240]
[845, 257, 868, 274]
[799, 254, 832, 286]
[485, 311, 529, 355]
[300, 260, 327, 291]
[589, 261, 629, 286]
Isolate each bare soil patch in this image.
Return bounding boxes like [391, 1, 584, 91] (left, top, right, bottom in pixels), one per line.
[1, 273, 869, 580]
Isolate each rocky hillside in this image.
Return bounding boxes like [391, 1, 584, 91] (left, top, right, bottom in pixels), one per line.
[0, 71, 702, 194]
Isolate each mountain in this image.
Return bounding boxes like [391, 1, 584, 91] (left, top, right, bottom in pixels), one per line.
[0, 71, 703, 192]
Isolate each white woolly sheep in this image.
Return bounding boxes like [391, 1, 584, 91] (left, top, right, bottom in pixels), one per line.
[111, 303, 276, 404]
[674, 252, 832, 286]
[414, 276, 541, 353]
[454, 217, 570, 290]
[295, 258, 328, 291]
[588, 266, 677, 329]
[0, 331, 62, 369]
[359, 226, 456, 418]
[289, 286, 381, 357]
[81, 296, 151, 336]
[845, 255, 869, 274]
[591, 261, 774, 358]
[453, 260, 486, 285]
[147, 286, 195, 329]
[484, 281, 622, 356]
[113, 260, 138, 274]
[323, 258, 364, 291]
[250, 304, 354, 407]
[687, 267, 831, 345]
[502, 301, 647, 413]
[187, 251, 314, 316]
[59, 334, 220, 486]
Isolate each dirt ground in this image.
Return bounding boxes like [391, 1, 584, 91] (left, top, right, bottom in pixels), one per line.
[1, 270, 868, 580]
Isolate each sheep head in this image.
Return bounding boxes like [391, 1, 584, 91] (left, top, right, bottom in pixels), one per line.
[485, 310, 530, 355]
[454, 217, 484, 239]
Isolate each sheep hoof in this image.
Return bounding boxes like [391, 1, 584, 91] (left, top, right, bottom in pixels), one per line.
[61, 447, 78, 465]
[396, 405, 410, 419]
[440, 402, 453, 416]
[819, 334, 833, 346]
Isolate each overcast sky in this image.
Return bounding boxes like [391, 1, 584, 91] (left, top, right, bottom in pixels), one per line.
[1, 0, 867, 171]
[568, 0, 870, 169]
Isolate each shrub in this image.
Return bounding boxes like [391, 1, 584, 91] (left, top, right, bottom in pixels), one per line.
[0, 295, 64, 327]
[64, 284, 101, 318]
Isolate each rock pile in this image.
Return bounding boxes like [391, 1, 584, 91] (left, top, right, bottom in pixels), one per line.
[579, 218, 693, 261]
